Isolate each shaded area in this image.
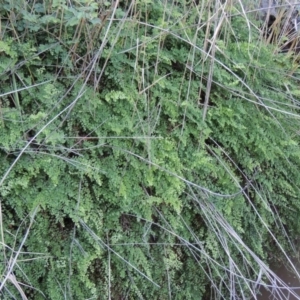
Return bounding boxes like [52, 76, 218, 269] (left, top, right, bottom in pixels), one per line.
[257, 259, 300, 300]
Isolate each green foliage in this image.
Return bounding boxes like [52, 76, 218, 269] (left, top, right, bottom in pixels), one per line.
[1, 0, 300, 299]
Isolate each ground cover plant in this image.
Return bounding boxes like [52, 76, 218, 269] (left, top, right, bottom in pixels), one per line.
[1, 0, 300, 299]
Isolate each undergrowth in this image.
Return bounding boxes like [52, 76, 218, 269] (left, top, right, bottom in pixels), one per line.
[1, 0, 300, 299]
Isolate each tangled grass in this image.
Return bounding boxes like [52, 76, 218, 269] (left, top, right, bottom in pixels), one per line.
[1, 0, 300, 299]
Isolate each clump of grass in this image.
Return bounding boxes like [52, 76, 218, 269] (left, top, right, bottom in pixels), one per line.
[1, 0, 300, 299]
